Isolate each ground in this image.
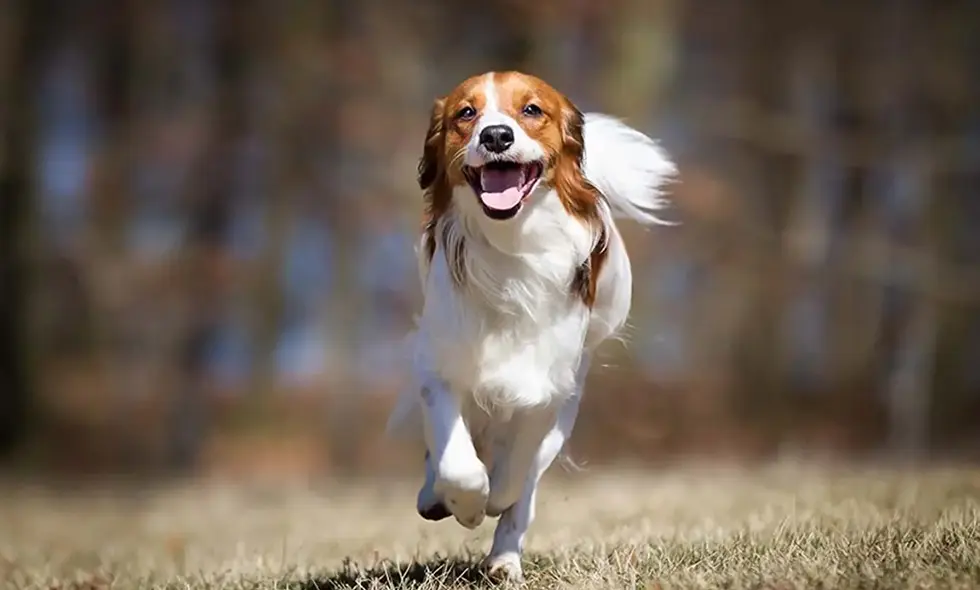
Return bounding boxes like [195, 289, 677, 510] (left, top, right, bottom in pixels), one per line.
[1, 463, 979, 589]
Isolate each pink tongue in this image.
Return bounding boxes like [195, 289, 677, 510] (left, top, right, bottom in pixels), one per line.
[480, 168, 524, 210]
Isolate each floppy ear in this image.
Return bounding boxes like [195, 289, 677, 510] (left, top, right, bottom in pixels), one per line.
[559, 98, 586, 167]
[553, 97, 597, 219]
[418, 97, 446, 191]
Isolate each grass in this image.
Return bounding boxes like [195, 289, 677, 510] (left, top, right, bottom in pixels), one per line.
[1, 463, 979, 589]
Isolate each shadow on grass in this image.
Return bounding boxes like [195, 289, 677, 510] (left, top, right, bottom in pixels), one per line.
[293, 556, 500, 589]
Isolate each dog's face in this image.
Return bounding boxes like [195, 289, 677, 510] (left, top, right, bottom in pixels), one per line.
[418, 71, 593, 223]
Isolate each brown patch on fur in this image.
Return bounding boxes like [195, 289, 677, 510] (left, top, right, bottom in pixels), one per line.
[571, 227, 609, 307]
[440, 220, 466, 286]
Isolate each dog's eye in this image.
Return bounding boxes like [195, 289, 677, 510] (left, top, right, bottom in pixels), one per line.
[522, 103, 543, 117]
[455, 106, 476, 121]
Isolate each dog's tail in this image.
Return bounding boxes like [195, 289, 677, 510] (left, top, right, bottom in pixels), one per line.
[582, 113, 677, 226]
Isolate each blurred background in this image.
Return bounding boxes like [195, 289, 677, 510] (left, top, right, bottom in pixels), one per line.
[1, 0, 979, 483]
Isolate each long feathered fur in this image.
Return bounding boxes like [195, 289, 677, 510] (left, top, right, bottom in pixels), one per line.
[583, 113, 677, 225]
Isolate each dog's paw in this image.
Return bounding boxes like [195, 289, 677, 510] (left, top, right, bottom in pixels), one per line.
[417, 461, 451, 521]
[434, 458, 489, 529]
[417, 500, 451, 521]
[483, 552, 524, 583]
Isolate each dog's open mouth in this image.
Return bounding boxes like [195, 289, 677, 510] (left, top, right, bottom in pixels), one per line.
[462, 161, 543, 220]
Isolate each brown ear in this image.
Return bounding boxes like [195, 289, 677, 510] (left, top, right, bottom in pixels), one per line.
[554, 97, 597, 219]
[559, 99, 586, 166]
[418, 97, 446, 191]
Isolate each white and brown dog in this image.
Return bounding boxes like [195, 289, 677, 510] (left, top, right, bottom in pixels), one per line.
[386, 71, 675, 581]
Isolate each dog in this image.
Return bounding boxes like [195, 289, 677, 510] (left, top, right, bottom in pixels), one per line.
[385, 70, 675, 581]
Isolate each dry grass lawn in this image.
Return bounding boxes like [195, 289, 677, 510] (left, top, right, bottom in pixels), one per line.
[1, 464, 979, 589]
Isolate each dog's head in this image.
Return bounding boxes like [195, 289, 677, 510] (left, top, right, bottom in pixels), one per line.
[418, 71, 597, 225]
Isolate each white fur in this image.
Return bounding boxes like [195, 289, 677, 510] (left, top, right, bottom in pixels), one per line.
[386, 111, 674, 581]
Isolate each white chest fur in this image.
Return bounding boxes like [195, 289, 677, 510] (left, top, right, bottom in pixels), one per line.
[414, 199, 595, 411]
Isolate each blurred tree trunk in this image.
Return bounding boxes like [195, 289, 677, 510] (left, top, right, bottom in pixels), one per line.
[782, 33, 839, 399]
[928, 0, 980, 454]
[169, 0, 251, 471]
[872, 0, 933, 458]
[663, 0, 755, 447]
[90, 0, 136, 471]
[0, 0, 44, 458]
[250, 1, 310, 398]
[600, 0, 674, 123]
[731, 0, 796, 447]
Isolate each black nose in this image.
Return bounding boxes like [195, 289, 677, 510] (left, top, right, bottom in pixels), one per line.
[479, 125, 515, 153]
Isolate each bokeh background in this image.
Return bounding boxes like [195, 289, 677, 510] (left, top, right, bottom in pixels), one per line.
[2, 0, 979, 483]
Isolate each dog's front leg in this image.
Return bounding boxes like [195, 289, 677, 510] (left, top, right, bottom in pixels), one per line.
[485, 406, 558, 517]
[416, 451, 450, 521]
[483, 399, 581, 582]
[484, 357, 589, 582]
[421, 380, 489, 529]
